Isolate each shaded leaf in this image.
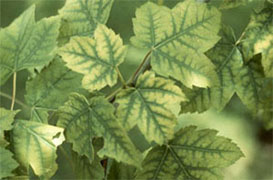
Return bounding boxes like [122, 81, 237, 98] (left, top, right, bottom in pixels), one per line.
[116, 71, 186, 145]
[59, 24, 127, 91]
[136, 126, 244, 180]
[57, 93, 142, 167]
[25, 57, 85, 123]
[13, 120, 65, 178]
[0, 5, 60, 85]
[0, 147, 19, 178]
[0, 108, 19, 147]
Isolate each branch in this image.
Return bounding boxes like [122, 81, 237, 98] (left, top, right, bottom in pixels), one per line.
[10, 72, 17, 110]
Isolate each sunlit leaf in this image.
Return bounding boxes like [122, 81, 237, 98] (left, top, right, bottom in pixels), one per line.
[136, 126, 244, 180]
[241, 8, 273, 77]
[59, 24, 127, 91]
[13, 120, 65, 178]
[131, 0, 221, 88]
[0, 5, 60, 85]
[57, 93, 142, 167]
[116, 71, 186, 144]
[58, 0, 113, 43]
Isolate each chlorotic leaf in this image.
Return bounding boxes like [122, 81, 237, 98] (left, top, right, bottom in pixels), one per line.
[0, 147, 19, 179]
[180, 26, 244, 113]
[0, 108, 19, 147]
[59, 24, 127, 91]
[25, 57, 85, 123]
[136, 126, 244, 180]
[0, 5, 60, 85]
[240, 8, 273, 77]
[57, 93, 142, 167]
[116, 71, 186, 145]
[131, 0, 221, 88]
[13, 120, 65, 178]
[58, 0, 114, 43]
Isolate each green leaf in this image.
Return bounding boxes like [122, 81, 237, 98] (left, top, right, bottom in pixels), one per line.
[0, 5, 60, 85]
[240, 8, 273, 77]
[13, 120, 65, 178]
[131, 0, 221, 88]
[116, 71, 186, 145]
[0, 108, 19, 147]
[58, 0, 114, 43]
[107, 161, 136, 180]
[136, 126, 244, 180]
[217, 0, 250, 9]
[57, 93, 142, 167]
[59, 24, 127, 91]
[25, 57, 85, 123]
[72, 138, 105, 180]
[0, 147, 19, 178]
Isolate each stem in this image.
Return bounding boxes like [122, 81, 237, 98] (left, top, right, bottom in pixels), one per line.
[129, 50, 152, 84]
[115, 67, 127, 87]
[106, 50, 153, 101]
[0, 91, 29, 109]
[10, 72, 17, 110]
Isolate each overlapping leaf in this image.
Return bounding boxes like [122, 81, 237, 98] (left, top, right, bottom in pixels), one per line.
[58, 0, 113, 43]
[0, 108, 19, 147]
[240, 8, 273, 77]
[13, 120, 65, 178]
[59, 24, 127, 91]
[136, 126, 244, 180]
[180, 25, 265, 114]
[0, 147, 18, 179]
[25, 57, 85, 123]
[57, 93, 142, 166]
[181, 26, 244, 113]
[116, 71, 186, 145]
[131, 0, 221, 88]
[0, 5, 60, 85]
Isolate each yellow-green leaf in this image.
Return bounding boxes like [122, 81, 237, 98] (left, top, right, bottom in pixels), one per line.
[0, 108, 19, 147]
[136, 126, 244, 180]
[58, 0, 114, 43]
[0, 5, 60, 85]
[116, 71, 186, 145]
[131, 0, 221, 88]
[59, 24, 127, 91]
[13, 120, 65, 178]
[57, 93, 142, 167]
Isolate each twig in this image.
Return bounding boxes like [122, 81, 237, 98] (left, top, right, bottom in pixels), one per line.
[0, 91, 29, 109]
[10, 72, 17, 110]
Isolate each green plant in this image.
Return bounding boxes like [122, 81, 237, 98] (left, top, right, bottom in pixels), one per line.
[0, 0, 272, 179]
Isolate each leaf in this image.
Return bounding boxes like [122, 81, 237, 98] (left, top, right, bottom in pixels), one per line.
[0, 5, 60, 85]
[217, 0, 250, 9]
[58, 0, 114, 43]
[116, 71, 186, 145]
[25, 57, 85, 123]
[72, 138, 105, 180]
[240, 8, 273, 77]
[57, 93, 142, 167]
[136, 126, 244, 180]
[107, 161, 136, 180]
[59, 24, 127, 91]
[0, 147, 19, 178]
[131, 0, 221, 88]
[180, 26, 244, 113]
[0, 108, 19, 147]
[13, 120, 65, 178]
